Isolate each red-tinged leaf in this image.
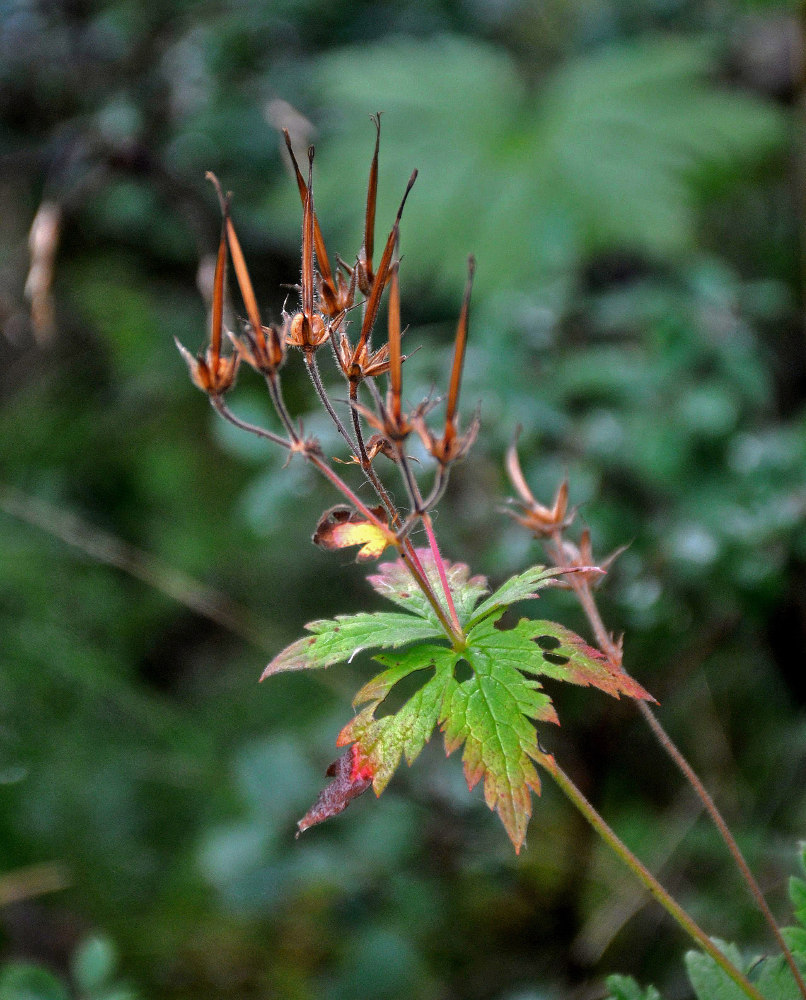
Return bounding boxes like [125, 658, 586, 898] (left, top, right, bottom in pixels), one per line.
[439, 641, 558, 853]
[367, 548, 489, 624]
[467, 616, 656, 703]
[337, 645, 455, 792]
[263, 549, 652, 852]
[313, 505, 395, 561]
[261, 612, 443, 679]
[296, 746, 374, 836]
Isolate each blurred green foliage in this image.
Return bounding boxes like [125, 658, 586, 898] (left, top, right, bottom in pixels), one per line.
[1, 0, 804, 998]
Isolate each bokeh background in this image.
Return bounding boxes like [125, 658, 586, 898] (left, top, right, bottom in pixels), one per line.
[1, 0, 805, 997]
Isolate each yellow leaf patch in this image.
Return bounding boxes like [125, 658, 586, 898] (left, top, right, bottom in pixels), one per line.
[313, 506, 394, 561]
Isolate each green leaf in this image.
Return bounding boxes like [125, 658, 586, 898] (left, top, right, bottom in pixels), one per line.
[790, 873, 806, 927]
[367, 549, 488, 625]
[467, 617, 655, 702]
[782, 927, 806, 964]
[0, 964, 69, 1000]
[71, 936, 117, 993]
[270, 555, 652, 849]
[338, 645, 456, 792]
[605, 974, 662, 1000]
[261, 612, 443, 678]
[275, 36, 785, 302]
[467, 564, 578, 626]
[685, 942, 749, 1000]
[440, 636, 558, 852]
[754, 953, 803, 1000]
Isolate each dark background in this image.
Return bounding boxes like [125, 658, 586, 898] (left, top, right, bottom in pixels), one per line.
[1, 1, 805, 997]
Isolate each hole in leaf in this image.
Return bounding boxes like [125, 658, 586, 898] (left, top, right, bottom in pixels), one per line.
[492, 609, 517, 631]
[453, 659, 473, 684]
[376, 667, 432, 718]
[542, 652, 570, 666]
[535, 635, 562, 651]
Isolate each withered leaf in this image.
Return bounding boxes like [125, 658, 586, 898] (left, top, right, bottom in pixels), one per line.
[296, 746, 374, 837]
[313, 505, 393, 561]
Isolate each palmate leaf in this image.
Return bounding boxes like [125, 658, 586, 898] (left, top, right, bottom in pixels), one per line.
[272, 552, 655, 849]
[605, 975, 662, 1000]
[440, 636, 559, 852]
[336, 631, 558, 852]
[267, 36, 785, 301]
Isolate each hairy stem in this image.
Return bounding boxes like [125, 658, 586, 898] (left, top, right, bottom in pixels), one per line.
[420, 464, 450, 513]
[342, 380, 458, 640]
[304, 351, 358, 455]
[391, 442, 464, 641]
[217, 382, 459, 644]
[211, 396, 291, 450]
[348, 380, 402, 529]
[638, 699, 806, 1000]
[304, 449, 459, 641]
[537, 751, 768, 1000]
[265, 372, 300, 444]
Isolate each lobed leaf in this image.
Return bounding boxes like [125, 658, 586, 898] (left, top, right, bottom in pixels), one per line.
[467, 616, 656, 702]
[336, 633, 558, 850]
[261, 612, 443, 679]
[783, 927, 806, 965]
[685, 942, 752, 1000]
[790, 869, 806, 929]
[440, 639, 558, 852]
[338, 644, 456, 792]
[287, 36, 785, 302]
[467, 564, 583, 626]
[267, 553, 654, 850]
[367, 548, 488, 624]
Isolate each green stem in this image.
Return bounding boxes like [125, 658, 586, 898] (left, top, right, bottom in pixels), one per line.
[342, 381, 460, 642]
[637, 700, 806, 1000]
[210, 397, 290, 450]
[305, 454, 459, 640]
[546, 532, 806, 1000]
[537, 751, 768, 1000]
[265, 372, 300, 444]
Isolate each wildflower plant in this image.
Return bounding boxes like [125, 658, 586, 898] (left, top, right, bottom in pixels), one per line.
[179, 120, 806, 1000]
[178, 117, 651, 848]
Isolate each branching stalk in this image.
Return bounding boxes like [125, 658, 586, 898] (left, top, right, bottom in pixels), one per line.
[265, 372, 301, 444]
[211, 396, 291, 450]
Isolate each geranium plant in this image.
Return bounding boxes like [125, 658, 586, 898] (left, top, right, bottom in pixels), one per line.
[178, 118, 806, 1000]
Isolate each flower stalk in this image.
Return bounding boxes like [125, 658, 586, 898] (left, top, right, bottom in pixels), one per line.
[538, 750, 768, 1000]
